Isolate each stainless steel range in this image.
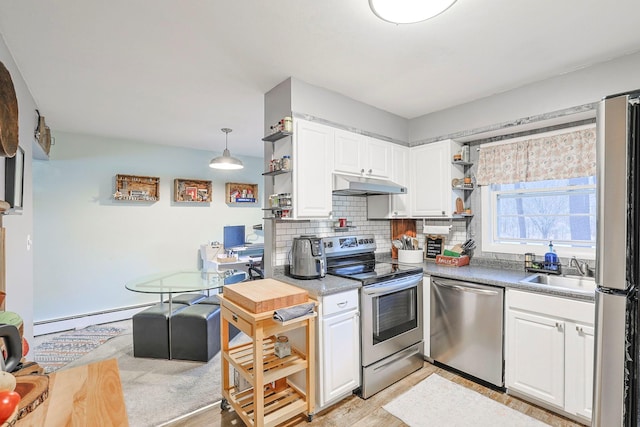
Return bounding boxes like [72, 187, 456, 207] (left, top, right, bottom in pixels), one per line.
[324, 234, 424, 399]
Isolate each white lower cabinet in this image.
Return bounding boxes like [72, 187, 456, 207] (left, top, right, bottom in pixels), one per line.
[505, 290, 594, 423]
[289, 289, 360, 412]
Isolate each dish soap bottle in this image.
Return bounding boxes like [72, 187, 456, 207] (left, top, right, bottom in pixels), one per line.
[544, 241, 559, 271]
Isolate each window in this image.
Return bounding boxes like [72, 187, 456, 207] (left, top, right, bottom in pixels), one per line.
[482, 177, 596, 258]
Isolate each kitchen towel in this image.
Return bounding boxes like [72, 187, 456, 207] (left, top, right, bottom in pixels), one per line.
[273, 302, 315, 322]
[423, 225, 451, 235]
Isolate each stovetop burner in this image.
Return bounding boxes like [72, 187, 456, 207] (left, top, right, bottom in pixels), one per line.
[324, 234, 423, 286]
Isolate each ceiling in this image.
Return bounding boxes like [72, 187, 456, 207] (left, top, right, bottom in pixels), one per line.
[0, 1, 639, 157]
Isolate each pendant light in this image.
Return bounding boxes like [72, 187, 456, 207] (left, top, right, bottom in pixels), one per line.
[369, 0, 457, 24]
[209, 128, 244, 170]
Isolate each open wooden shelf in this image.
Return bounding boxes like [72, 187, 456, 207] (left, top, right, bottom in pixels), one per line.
[228, 379, 307, 427]
[114, 174, 159, 202]
[174, 178, 212, 202]
[226, 183, 259, 205]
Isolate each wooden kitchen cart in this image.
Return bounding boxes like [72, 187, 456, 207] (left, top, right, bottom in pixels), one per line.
[218, 293, 316, 427]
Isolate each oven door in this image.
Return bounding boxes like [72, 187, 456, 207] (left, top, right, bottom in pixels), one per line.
[360, 273, 423, 366]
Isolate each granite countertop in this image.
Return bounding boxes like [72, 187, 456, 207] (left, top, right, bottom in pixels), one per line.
[421, 262, 595, 302]
[273, 260, 595, 302]
[273, 268, 361, 298]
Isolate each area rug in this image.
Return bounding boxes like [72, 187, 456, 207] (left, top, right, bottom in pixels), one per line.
[33, 325, 124, 373]
[383, 374, 549, 427]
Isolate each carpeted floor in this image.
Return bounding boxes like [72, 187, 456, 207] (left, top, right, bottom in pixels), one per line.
[383, 374, 549, 427]
[34, 319, 249, 427]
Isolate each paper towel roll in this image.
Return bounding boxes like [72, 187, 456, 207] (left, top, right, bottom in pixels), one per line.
[423, 225, 452, 235]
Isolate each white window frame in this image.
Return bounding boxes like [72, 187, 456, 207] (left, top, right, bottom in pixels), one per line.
[481, 185, 596, 260]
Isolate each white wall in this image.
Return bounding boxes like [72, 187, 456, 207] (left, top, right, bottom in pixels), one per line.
[290, 77, 409, 143]
[32, 132, 263, 324]
[0, 35, 35, 345]
[409, 50, 640, 143]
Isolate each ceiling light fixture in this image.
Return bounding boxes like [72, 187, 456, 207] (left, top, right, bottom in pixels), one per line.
[209, 128, 244, 170]
[369, 0, 457, 24]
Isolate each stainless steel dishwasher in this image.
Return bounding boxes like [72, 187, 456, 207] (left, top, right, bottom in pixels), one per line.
[430, 277, 504, 387]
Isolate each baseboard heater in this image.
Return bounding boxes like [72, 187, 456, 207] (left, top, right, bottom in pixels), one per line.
[34, 303, 154, 336]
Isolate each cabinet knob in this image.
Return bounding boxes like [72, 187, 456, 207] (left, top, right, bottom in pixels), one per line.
[360, 168, 365, 174]
[337, 301, 348, 308]
[555, 322, 563, 331]
[576, 326, 584, 334]
[368, 169, 372, 174]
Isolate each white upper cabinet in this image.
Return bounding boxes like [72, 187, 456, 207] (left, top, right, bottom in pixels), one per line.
[367, 144, 410, 219]
[293, 119, 334, 218]
[334, 129, 391, 179]
[410, 139, 462, 217]
[363, 137, 392, 178]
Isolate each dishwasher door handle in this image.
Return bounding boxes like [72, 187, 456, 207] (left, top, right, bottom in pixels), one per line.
[432, 279, 500, 296]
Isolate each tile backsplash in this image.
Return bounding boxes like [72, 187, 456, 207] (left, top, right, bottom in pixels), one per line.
[273, 195, 470, 266]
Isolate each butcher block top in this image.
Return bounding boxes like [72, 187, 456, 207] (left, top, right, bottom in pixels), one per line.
[223, 278, 308, 313]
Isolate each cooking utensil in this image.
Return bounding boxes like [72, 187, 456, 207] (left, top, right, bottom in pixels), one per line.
[392, 240, 403, 249]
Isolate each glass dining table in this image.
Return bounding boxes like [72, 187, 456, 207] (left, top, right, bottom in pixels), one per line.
[125, 270, 245, 359]
[125, 270, 242, 308]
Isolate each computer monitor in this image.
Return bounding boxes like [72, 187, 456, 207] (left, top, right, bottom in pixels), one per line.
[223, 225, 246, 251]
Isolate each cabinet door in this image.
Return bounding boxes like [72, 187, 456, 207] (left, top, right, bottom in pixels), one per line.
[334, 129, 363, 175]
[366, 144, 409, 219]
[321, 309, 360, 407]
[506, 309, 565, 408]
[390, 144, 409, 217]
[565, 322, 594, 420]
[410, 141, 451, 217]
[294, 120, 334, 218]
[364, 137, 391, 179]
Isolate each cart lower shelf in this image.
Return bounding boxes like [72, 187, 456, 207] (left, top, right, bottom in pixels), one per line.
[224, 337, 309, 385]
[223, 379, 311, 427]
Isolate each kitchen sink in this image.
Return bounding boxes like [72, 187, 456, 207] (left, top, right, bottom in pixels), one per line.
[520, 273, 596, 292]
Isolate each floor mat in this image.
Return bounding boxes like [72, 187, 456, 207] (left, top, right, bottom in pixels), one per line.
[33, 326, 124, 373]
[383, 373, 549, 427]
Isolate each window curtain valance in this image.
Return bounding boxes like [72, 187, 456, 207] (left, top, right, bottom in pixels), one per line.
[475, 126, 596, 185]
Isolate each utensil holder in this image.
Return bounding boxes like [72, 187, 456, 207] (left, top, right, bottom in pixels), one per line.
[398, 249, 423, 264]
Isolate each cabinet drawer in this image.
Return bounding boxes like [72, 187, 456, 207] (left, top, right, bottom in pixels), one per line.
[507, 290, 594, 325]
[222, 306, 254, 336]
[322, 290, 358, 316]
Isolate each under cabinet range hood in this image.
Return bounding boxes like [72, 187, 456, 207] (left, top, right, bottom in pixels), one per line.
[332, 173, 407, 196]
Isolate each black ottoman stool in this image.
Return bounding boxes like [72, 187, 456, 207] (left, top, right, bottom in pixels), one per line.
[170, 304, 222, 362]
[133, 303, 187, 359]
[165, 293, 206, 305]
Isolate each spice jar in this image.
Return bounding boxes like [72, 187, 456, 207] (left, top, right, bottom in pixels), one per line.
[283, 116, 293, 133]
[278, 193, 292, 207]
[275, 335, 291, 358]
[281, 155, 291, 170]
[524, 253, 534, 269]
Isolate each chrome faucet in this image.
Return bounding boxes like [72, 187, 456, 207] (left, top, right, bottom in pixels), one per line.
[570, 256, 593, 277]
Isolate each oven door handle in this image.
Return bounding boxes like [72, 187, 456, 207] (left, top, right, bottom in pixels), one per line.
[362, 275, 422, 296]
[432, 279, 500, 296]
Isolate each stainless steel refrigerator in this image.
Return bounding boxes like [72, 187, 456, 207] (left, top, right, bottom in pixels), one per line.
[594, 90, 640, 426]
